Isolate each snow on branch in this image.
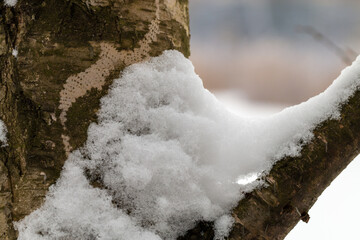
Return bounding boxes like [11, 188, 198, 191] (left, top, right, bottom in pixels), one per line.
[15, 51, 360, 239]
[0, 119, 7, 146]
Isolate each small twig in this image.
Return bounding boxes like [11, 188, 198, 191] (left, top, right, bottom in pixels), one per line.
[295, 207, 302, 217]
[295, 206, 310, 223]
[317, 135, 328, 153]
[297, 25, 357, 65]
[264, 224, 269, 235]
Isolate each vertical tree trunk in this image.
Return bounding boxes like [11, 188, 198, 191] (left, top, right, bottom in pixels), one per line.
[0, 1, 189, 238]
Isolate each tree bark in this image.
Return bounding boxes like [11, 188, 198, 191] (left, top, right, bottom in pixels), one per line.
[0, 1, 189, 238]
[0, 1, 359, 240]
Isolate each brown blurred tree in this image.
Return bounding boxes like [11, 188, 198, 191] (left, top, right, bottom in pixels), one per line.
[0, 0, 359, 239]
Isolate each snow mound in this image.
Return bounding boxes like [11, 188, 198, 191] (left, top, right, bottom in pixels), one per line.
[15, 51, 360, 239]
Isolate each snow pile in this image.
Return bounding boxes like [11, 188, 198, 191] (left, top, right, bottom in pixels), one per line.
[4, 0, 17, 7]
[16, 51, 360, 239]
[0, 119, 7, 146]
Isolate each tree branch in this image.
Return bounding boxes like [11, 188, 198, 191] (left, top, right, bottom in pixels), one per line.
[181, 86, 360, 239]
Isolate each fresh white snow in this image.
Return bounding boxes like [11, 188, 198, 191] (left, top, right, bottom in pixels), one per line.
[12, 48, 18, 58]
[0, 119, 7, 146]
[16, 159, 161, 240]
[15, 50, 360, 239]
[4, 0, 17, 7]
[214, 214, 235, 240]
[214, 90, 286, 118]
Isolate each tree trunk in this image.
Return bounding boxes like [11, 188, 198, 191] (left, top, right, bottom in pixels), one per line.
[0, 1, 359, 240]
[0, 1, 189, 238]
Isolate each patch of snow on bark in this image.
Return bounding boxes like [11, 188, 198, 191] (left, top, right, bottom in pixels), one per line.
[214, 214, 235, 240]
[0, 120, 7, 146]
[4, 0, 17, 7]
[12, 48, 18, 58]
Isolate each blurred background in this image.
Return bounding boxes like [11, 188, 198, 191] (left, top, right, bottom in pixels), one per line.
[190, 0, 360, 105]
[189, 0, 360, 239]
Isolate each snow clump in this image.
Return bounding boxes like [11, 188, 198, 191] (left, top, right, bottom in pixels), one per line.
[15, 50, 360, 239]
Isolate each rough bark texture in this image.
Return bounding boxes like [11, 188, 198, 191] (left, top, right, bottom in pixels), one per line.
[0, 0, 189, 238]
[181, 91, 360, 239]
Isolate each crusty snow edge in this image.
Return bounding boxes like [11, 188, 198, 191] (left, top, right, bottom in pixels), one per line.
[15, 51, 360, 240]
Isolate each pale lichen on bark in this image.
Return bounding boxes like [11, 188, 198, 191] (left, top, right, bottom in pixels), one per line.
[85, 0, 111, 7]
[164, 0, 189, 36]
[59, 0, 160, 154]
